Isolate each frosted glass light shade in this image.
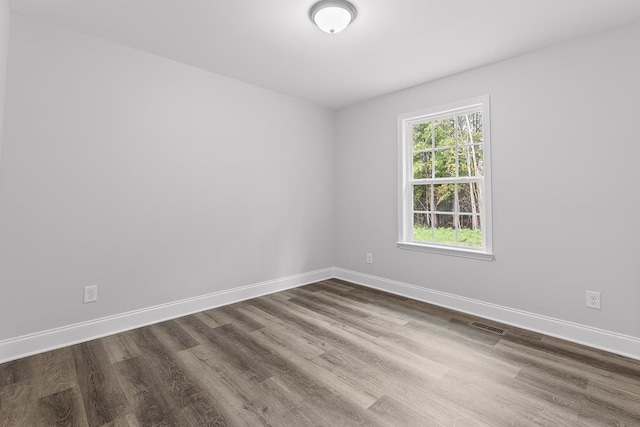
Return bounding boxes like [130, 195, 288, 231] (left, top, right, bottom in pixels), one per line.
[310, 0, 357, 34]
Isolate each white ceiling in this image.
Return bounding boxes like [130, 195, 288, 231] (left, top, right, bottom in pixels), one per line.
[9, 0, 640, 109]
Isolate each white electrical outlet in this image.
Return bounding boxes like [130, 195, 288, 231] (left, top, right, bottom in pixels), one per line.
[366, 253, 373, 264]
[586, 290, 600, 310]
[84, 285, 98, 304]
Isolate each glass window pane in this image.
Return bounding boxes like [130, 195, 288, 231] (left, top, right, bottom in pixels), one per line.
[412, 122, 432, 151]
[413, 184, 431, 212]
[456, 113, 483, 144]
[457, 146, 470, 177]
[413, 151, 433, 179]
[434, 148, 456, 178]
[458, 214, 483, 248]
[470, 112, 483, 143]
[473, 145, 484, 176]
[432, 183, 455, 212]
[433, 118, 455, 147]
[433, 214, 456, 245]
[457, 115, 471, 145]
[413, 213, 432, 242]
[457, 183, 482, 214]
[456, 145, 484, 177]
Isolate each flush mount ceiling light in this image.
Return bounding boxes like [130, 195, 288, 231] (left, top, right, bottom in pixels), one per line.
[310, 0, 357, 34]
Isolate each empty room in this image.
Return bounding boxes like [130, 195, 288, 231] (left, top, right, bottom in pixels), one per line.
[1, 0, 640, 425]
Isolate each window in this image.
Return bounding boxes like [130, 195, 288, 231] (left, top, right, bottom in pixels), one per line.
[397, 96, 493, 260]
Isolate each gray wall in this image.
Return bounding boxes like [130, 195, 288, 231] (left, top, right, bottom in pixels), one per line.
[335, 22, 640, 339]
[0, 0, 10, 162]
[0, 16, 335, 340]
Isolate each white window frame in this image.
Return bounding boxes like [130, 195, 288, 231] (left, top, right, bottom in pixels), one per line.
[397, 95, 494, 261]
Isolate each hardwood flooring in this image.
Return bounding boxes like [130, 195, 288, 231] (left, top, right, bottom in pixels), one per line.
[2, 279, 640, 426]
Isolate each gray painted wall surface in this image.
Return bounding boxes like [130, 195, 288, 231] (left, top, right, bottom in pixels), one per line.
[0, 0, 10, 162]
[0, 16, 335, 340]
[335, 22, 640, 339]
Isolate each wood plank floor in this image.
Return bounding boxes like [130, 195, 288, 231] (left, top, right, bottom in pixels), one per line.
[2, 279, 640, 426]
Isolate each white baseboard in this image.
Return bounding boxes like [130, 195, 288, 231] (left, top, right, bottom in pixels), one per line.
[4, 267, 639, 364]
[334, 268, 640, 361]
[0, 268, 334, 364]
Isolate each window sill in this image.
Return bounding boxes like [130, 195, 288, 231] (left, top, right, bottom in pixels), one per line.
[397, 242, 494, 261]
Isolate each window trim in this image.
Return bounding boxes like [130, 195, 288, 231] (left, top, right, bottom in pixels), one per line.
[397, 95, 494, 261]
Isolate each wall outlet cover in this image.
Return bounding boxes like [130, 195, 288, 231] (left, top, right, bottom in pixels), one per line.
[84, 285, 98, 304]
[586, 290, 600, 310]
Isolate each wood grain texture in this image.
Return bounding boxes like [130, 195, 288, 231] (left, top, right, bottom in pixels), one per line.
[2, 279, 640, 426]
[37, 388, 88, 427]
[131, 327, 226, 426]
[71, 341, 130, 426]
[113, 356, 180, 426]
